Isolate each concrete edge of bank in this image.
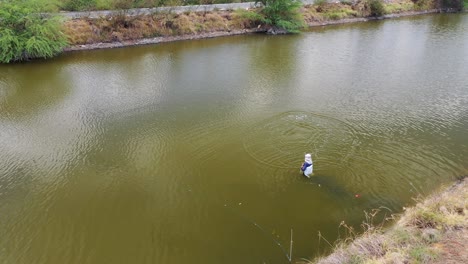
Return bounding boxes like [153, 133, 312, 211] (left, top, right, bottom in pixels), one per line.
[58, 1, 318, 19]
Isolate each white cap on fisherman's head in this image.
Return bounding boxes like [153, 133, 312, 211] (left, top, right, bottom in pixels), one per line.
[305, 153, 312, 163]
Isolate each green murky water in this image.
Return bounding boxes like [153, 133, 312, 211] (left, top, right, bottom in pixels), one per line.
[1, 13, 467, 264]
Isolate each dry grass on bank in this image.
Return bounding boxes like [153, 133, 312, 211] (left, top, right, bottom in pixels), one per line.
[308, 177, 467, 264]
[63, 10, 259, 45]
[384, 1, 415, 14]
[63, 0, 426, 45]
[302, 0, 421, 23]
[302, 3, 358, 22]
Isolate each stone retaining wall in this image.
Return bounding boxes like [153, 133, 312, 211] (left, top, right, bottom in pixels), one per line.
[60, 2, 257, 19]
[59, 1, 318, 19]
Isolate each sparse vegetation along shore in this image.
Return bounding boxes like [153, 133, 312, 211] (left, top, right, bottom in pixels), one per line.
[308, 176, 467, 264]
[62, 0, 463, 47]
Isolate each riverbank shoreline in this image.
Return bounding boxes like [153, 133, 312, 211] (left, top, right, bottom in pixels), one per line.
[310, 176, 468, 264]
[64, 28, 263, 52]
[64, 8, 445, 52]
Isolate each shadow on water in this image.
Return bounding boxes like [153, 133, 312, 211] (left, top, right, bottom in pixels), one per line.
[304, 174, 354, 200]
[62, 34, 265, 64]
[430, 12, 467, 31]
[246, 35, 302, 90]
[0, 63, 72, 119]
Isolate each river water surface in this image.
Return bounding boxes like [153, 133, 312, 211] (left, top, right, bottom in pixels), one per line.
[1, 13, 467, 264]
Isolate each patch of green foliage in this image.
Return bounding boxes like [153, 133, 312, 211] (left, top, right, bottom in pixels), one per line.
[314, 0, 328, 7]
[323, 12, 345, 20]
[384, 1, 415, 13]
[409, 246, 439, 263]
[464, 0, 468, 8]
[340, 0, 353, 5]
[323, 8, 357, 20]
[256, 0, 305, 33]
[233, 9, 265, 25]
[95, 0, 113, 10]
[369, 0, 386, 16]
[0, 0, 67, 63]
[62, 0, 97, 11]
[412, 0, 434, 10]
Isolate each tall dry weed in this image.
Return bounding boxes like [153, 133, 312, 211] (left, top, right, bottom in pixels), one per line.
[64, 19, 101, 44]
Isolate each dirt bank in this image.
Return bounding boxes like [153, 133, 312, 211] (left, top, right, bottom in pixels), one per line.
[310, 176, 467, 264]
[63, 2, 445, 52]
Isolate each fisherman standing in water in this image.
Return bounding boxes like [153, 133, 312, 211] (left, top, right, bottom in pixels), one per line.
[300, 153, 314, 178]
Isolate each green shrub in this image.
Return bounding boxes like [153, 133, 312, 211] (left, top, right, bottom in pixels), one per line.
[63, 0, 97, 11]
[324, 12, 344, 20]
[369, 0, 385, 16]
[95, 0, 114, 10]
[156, 0, 183, 7]
[384, 1, 415, 14]
[230, 9, 265, 28]
[340, 0, 353, 5]
[323, 9, 357, 20]
[256, 0, 305, 33]
[412, 0, 434, 10]
[0, 0, 68, 63]
[314, 0, 327, 7]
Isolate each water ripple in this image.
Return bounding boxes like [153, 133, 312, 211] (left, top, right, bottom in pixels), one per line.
[243, 111, 362, 169]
